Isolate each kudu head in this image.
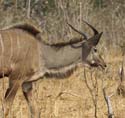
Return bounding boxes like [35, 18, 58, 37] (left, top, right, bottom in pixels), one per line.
[68, 20, 106, 69]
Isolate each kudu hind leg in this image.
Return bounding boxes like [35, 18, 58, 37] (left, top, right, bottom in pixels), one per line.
[4, 79, 20, 117]
[22, 82, 40, 118]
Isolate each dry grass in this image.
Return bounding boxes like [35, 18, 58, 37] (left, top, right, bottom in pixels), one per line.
[0, 51, 125, 118]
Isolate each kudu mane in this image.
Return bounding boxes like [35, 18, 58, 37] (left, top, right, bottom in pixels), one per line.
[1, 23, 41, 37]
[2, 23, 83, 46]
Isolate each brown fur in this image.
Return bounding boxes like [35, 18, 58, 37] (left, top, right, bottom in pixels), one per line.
[0, 21, 106, 118]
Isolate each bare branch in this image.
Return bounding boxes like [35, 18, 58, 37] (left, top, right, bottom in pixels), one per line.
[102, 87, 114, 118]
[27, 0, 31, 19]
[84, 68, 98, 118]
[55, 91, 83, 99]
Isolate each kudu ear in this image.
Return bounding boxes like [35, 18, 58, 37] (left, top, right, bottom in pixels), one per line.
[82, 20, 103, 46]
[83, 20, 98, 35]
[67, 22, 88, 40]
[88, 32, 103, 46]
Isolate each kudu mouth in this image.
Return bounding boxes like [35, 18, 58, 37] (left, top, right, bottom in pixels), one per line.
[91, 56, 107, 69]
[90, 61, 107, 69]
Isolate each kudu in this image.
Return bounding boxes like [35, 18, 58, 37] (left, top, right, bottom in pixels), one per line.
[0, 20, 106, 117]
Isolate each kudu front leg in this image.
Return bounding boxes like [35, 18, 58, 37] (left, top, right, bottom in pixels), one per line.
[4, 79, 20, 118]
[21, 70, 46, 118]
[22, 82, 40, 118]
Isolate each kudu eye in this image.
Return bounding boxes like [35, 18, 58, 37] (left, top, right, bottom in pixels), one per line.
[93, 48, 97, 52]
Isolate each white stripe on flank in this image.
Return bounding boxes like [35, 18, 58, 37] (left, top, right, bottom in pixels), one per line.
[0, 33, 4, 55]
[37, 42, 41, 68]
[9, 32, 13, 62]
[0, 33, 4, 67]
[16, 30, 21, 58]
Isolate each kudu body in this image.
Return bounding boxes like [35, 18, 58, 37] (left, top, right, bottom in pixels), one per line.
[0, 21, 106, 117]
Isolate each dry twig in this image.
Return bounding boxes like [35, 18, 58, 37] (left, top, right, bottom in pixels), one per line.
[102, 78, 114, 118]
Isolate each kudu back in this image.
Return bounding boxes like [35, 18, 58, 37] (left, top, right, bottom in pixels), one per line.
[0, 21, 106, 117]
